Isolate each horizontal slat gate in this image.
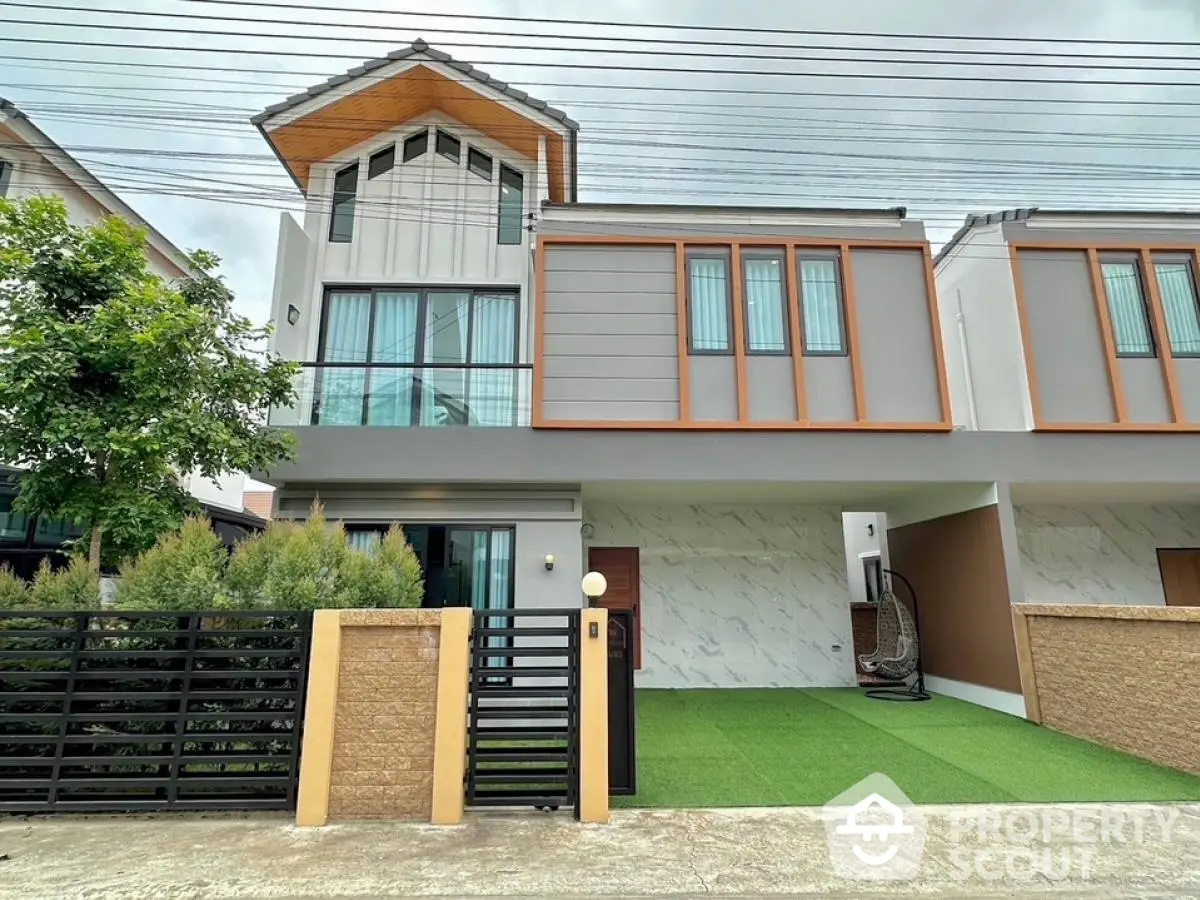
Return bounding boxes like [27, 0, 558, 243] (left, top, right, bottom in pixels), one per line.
[0, 611, 312, 813]
[466, 608, 580, 816]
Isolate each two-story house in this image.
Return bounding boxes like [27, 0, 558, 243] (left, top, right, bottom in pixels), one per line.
[256, 44, 1200, 715]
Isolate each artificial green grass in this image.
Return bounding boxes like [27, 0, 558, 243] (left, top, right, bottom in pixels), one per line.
[613, 688, 1200, 808]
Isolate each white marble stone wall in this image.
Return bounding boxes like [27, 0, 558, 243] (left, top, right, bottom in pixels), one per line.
[585, 503, 857, 689]
[1015, 504, 1200, 606]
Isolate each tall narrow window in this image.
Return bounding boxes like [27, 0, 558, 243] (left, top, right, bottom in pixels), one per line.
[798, 256, 846, 355]
[1101, 260, 1154, 357]
[367, 145, 394, 180]
[316, 290, 371, 424]
[436, 130, 461, 163]
[687, 253, 731, 353]
[497, 164, 524, 245]
[0, 159, 12, 197]
[327, 163, 358, 243]
[742, 252, 788, 354]
[402, 131, 428, 162]
[1154, 260, 1200, 356]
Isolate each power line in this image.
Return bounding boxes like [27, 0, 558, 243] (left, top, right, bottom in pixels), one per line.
[5, 9, 1200, 71]
[179, 0, 1200, 48]
[4, 35, 1200, 88]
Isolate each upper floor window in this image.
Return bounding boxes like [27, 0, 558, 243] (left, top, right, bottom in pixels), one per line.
[497, 164, 524, 245]
[0, 159, 11, 197]
[1154, 259, 1200, 357]
[402, 131, 428, 163]
[798, 255, 846, 355]
[328, 162, 358, 243]
[742, 251, 788, 354]
[316, 286, 520, 427]
[367, 145, 394, 180]
[686, 251, 731, 353]
[468, 148, 493, 181]
[1100, 260, 1154, 357]
[436, 130, 461, 163]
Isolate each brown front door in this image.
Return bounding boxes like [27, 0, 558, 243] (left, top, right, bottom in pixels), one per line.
[1158, 549, 1200, 606]
[587, 546, 641, 668]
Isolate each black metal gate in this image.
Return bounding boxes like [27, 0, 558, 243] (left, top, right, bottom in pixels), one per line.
[0, 610, 312, 813]
[465, 608, 580, 815]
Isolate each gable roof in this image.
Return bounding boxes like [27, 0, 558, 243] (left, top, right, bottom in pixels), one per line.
[252, 39, 579, 201]
[0, 97, 194, 277]
[935, 206, 1200, 266]
[251, 39, 578, 131]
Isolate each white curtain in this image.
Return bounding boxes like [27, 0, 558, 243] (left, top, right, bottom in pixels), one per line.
[744, 257, 786, 352]
[1155, 263, 1200, 356]
[421, 292, 470, 426]
[367, 291, 419, 426]
[800, 259, 843, 354]
[348, 530, 381, 554]
[486, 529, 513, 667]
[1101, 263, 1153, 355]
[469, 294, 517, 426]
[689, 258, 729, 351]
[319, 291, 370, 425]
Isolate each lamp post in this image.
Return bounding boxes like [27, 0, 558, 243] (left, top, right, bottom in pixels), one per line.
[581, 571, 607, 608]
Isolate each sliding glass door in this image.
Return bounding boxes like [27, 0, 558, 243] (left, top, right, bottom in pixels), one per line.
[315, 287, 519, 426]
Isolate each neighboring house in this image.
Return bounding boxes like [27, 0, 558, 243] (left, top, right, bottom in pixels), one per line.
[254, 44, 1200, 715]
[0, 98, 257, 567]
[242, 489, 276, 521]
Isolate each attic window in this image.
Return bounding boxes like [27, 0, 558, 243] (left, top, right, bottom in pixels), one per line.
[436, 130, 461, 163]
[0, 159, 11, 197]
[328, 162, 358, 244]
[402, 132, 427, 163]
[367, 145, 395, 180]
[468, 148, 493, 181]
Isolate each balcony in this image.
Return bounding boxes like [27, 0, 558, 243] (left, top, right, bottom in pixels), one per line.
[270, 363, 533, 427]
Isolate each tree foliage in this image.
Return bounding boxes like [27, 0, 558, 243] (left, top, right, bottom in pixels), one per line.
[0, 196, 298, 569]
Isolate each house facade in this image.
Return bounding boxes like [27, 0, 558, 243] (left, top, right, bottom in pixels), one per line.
[255, 46, 1200, 713]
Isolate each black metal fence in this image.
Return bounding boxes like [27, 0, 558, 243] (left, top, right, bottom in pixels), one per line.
[0, 610, 312, 813]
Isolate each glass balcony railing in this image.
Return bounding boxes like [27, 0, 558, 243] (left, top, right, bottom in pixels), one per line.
[269, 363, 533, 428]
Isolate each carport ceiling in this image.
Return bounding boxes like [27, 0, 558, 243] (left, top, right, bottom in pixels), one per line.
[581, 481, 959, 508]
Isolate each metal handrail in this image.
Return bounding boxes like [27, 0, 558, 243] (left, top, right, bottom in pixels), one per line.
[296, 361, 534, 370]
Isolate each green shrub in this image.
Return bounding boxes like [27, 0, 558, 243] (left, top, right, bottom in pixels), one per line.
[113, 517, 231, 611]
[0, 565, 29, 609]
[28, 557, 99, 609]
[225, 506, 424, 610]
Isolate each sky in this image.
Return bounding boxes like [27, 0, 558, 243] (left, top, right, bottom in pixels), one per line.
[2, 0, 1200, 328]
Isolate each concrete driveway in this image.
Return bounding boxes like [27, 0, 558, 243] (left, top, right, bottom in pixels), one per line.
[1, 803, 1198, 899]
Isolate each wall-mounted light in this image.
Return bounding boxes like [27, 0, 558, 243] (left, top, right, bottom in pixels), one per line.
[286, 304, 301, 326]
[581, 571, 608, 607]
[543, 553, 555, 571]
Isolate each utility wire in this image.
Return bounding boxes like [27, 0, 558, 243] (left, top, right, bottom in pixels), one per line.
[5, 35, 1200, 88]
[5, 11, 1200, 71]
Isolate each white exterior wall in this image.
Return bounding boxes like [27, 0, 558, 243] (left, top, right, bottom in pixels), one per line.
[934, 225, 1033, 431]
[584, 502, 858, 689]
[0, 123, 183, 281]
[842, 511, 887, 604]
[270, 112, 547, 365]
[1014, 503, 1200, 606]
[184, 471, 248, 511]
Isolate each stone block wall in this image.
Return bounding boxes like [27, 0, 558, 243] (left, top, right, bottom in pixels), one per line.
[327, 611, 442, 821]
[1017, 605, 1200, 776]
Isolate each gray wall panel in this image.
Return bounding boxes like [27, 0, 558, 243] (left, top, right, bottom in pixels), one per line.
[690, 355, 738, 421]
[1018, 250, 1115, 424]
[853, 249, 942, 422]
[541, 218, 926, 242]
[1177, 358, 1200, 423]
[1003, 221, 1200, 248]
[542, 245, 681, 422]
[747, 356, 798, 421]
[541, 400, 676, 421]
[805, 356, 857, 422]
[1118, 358, 1171, 424]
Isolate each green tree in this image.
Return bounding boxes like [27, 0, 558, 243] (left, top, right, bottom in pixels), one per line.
[0, 197, 298, 570]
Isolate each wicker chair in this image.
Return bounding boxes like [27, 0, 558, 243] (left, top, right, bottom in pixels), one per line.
[858, 588, 919, 681]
